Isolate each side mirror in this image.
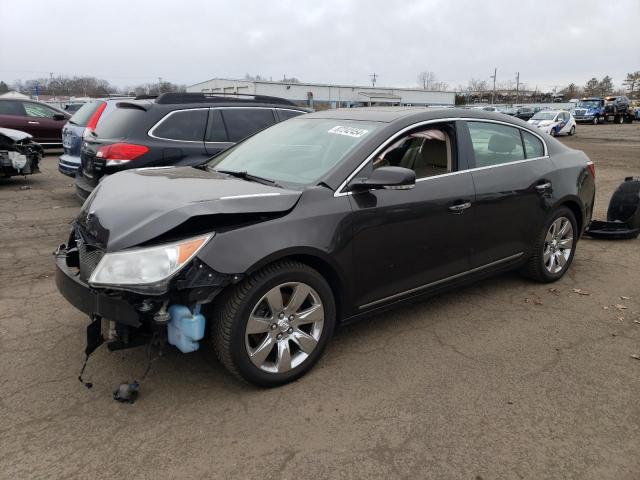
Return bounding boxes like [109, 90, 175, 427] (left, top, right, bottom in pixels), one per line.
[53, 113, 67, 121]
[349, 166, 416, 192]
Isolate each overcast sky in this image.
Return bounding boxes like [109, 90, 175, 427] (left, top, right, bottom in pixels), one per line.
[1, 0, 638, 91]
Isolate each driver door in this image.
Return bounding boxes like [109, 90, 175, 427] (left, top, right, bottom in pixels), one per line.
[348, 121, 476, 309]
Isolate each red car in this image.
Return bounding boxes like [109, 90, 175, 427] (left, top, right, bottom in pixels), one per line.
[0, 98, 71, 147]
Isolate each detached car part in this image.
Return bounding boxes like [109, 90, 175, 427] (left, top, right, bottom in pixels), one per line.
[585, 177, 640, 240]
[0, 128, 43, 178]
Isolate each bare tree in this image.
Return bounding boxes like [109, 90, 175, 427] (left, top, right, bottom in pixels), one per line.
[417, 71, 436, 89]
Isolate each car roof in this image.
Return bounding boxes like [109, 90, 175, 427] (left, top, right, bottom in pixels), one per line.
[114, 97, 310, 112]
[301, 106, 517, 124]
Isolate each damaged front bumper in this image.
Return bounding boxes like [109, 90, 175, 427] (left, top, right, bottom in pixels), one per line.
[55, 250, 141, 327]
[55, 240, 238, 352]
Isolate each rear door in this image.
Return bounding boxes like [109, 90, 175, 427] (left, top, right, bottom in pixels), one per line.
[461, 120, 553, 268]
[148, 108, 209, 166]
[0, 100, 29, 132]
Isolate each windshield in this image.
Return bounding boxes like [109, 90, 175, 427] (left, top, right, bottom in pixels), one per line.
[207, 118, 380, 186]
[577, 100, 602, 109]
[531, 112, 557, 121]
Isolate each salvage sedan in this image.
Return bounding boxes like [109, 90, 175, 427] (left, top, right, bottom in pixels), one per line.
[55, 108, 596, 387]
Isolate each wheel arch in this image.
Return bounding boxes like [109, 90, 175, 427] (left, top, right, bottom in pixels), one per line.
[245, 247, 349, 322]
[555, 197, 584, 234]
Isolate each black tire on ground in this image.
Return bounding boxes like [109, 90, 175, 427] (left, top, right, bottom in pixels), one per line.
[212, 260, 336, 387]
[593, 116, 599, 125]
[521, 206, 578, 283]
[568, 126, 575, 136]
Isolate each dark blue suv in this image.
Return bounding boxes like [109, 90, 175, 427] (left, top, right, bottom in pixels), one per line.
[75, 93, 308, 199]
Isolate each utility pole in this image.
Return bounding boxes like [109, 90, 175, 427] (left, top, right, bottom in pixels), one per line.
[158, 77, 163, 94]
[490, 68, 497, 105]
[515, 72, 520, 104]
[49, 72, 54, 98]
[370, 73, 377, 87]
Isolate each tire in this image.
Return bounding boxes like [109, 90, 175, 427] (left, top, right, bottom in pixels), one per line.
[617, 115, 624, 124]
[521, 207, 578, 283]
[212, 260, 336, 387]
[592, 116, 599, 125]
[568, 126, 575, 136]
[550, 128, 556, 137]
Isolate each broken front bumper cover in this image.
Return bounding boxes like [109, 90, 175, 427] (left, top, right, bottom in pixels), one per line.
[55, 250, 141, 327]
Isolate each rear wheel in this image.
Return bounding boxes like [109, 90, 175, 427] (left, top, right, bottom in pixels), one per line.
[568, 125, 575, 136]
[212, 260, 336, 387]
[617, 115, 624, 124]
[521, 207, 577, 283]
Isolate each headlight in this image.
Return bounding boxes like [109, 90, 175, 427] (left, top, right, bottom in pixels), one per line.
[89, 234, 213, 289]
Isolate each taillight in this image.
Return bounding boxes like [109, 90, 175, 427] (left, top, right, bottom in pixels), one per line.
[96, 143, 149, 167]
[83, 102, 107, 137]
[587, 161, 595, 179]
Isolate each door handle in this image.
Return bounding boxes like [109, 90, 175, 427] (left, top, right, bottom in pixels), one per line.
[535, 182, 552, 193]
[27, 121, 40, 125]
[448, 201, 471, 213]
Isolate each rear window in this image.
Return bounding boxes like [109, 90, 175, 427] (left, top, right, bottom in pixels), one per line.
[222, 108, 276, 142]
[151, 109, 207, 141]
[94, 106, 147, 139]
[69, 101, 103, 127]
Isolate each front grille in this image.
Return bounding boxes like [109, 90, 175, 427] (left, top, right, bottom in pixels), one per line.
[575, 109, 587, 116]
[77, 236, 104, 281]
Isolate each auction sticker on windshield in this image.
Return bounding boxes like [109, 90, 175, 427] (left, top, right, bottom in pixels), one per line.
[327, 126, 369, 138]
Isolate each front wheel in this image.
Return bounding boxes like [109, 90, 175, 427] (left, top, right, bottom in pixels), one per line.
[592, 116, 599, 125]
[568, 125, 575, 136]
[212, 260, 336, 387]
[521, 207, 578, 283]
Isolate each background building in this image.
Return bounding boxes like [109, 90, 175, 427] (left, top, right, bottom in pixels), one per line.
[186, 78, 454, 109]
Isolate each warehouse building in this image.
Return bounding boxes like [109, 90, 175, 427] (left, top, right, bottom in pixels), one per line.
[186, 78, 454, 109]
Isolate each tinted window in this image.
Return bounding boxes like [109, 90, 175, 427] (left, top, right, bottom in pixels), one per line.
[467, 121, 525, 168]
[222, 108, 276, 142]
[0, 100, 25, 116]
[276, 109, 305, 121]
[205, 109, 228, 142]
[69, 101, 103, 127]
[23, 102, 59, 118]
[95, 107, 147, 139]
[152, 109, 207, 141]
[522, 130, 544, 159]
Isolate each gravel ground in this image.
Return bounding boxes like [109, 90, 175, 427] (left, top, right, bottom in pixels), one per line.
[1, 123, 639, 479]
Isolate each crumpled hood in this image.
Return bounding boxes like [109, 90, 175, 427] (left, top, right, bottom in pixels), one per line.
[0, 127, 33, 142]
[78, 166, 302, 251]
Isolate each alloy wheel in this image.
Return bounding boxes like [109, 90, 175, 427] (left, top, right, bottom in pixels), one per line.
[543, 217, 574, 274]
[245, 282, 324, 374]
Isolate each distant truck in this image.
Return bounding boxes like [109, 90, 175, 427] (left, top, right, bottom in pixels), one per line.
[573, 96, 634, 124]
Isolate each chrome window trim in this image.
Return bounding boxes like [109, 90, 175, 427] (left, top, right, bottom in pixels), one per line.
[334, 117, 549, 197]
[147, 107, 210, 143]
[358, 252, 524, 310]
[148, 106, 305, 144]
